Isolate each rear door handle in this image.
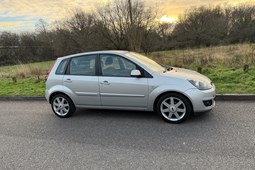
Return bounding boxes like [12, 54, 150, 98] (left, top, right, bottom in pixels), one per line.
[100, 81, 110, 85]
[64, 78, 72, 83]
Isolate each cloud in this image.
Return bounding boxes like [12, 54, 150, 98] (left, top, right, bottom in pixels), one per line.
[0, 0, 250, 32]
[0, 0, 105, 21]
[146, 0, 249, 19]
[0, 21, 31, 28]
[0, 21, 34, 32]
[0, 0, 112, 31]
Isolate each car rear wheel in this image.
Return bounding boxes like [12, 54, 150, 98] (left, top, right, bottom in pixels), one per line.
[156, 93, 192, 123]
[51, 94, 75, 118]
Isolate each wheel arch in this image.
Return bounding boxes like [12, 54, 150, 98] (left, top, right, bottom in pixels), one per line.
[153, 91, 194, 113]
[49, 92, 75, 108]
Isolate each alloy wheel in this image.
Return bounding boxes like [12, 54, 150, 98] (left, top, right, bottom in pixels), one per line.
[53, 97, 70, 116]
[160, 97, 186, 122]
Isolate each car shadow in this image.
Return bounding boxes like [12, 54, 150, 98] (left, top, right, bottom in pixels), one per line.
[72, 108, 211, 124]
[74, 108, 159, 121]
[187, 111, 212, 123]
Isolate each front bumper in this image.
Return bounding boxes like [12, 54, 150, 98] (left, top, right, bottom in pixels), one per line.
[185, 86, 216, 112]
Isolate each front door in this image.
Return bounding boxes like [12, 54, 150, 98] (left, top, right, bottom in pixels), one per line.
[99, 54, 148, 108]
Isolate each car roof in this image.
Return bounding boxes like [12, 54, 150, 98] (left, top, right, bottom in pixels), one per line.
[58, 50, 130, 60]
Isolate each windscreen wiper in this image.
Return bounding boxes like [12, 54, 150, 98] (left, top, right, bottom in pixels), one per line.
[163, 65, 173, 73]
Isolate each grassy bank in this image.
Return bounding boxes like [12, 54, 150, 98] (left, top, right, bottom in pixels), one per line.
[0, 77, 45, 96]
[0, 43, 255, 96]
[148, 43, 255, 94]
[0, 61, 53, 96]
[149, 43, 255, 68]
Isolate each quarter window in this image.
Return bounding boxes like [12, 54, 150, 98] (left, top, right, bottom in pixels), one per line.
[56, 59, 68, 75]
[69, 55, 96, 76]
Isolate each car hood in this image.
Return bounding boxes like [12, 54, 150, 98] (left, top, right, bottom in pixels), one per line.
[160, 67, 211, 84]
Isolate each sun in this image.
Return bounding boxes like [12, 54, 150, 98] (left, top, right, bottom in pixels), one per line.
[160, 15, 175, 23]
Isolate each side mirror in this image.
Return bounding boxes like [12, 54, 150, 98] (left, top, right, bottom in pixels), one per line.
[131, 69, 142, 77]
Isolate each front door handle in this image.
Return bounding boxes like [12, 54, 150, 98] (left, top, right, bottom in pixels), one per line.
[64, 78, 72, 83]
[100, 81, 110, 85]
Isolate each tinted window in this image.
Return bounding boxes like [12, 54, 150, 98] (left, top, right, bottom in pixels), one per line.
[56, 59, 68, 75]
[100, 55, 136, 77]
[70, 55, 96, 76]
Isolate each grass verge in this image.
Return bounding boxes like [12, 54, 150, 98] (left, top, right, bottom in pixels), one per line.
[0, 43, 255, 96]
[0, 77, 46, 96]
[0, 60, 53, 96]
[201, 66, 255, 94]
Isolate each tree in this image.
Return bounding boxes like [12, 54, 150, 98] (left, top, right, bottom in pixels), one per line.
[0, 32, 19, 46]
[171, 5, 229, 47]
[35, 19, 49, 34]
[64, 9, 99, 51]
[96, 0, 156, 51]
[228, 4, 255, 43]
[35, 19, 51, 43]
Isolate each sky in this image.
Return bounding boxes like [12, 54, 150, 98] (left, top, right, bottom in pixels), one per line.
[0, 0, 249, 32]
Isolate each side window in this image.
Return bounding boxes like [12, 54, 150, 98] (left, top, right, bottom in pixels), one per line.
[69, 55, 96, 76]
[56, 59, 68, 75]
[119, 57, 136, 70]
[100, 55, 136, 77]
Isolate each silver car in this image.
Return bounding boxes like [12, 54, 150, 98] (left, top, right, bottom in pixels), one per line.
[45, 51, 215, 123]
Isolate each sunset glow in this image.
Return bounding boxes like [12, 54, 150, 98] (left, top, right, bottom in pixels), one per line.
[0, 0, 250, 32]
[160, 15, 175, 23]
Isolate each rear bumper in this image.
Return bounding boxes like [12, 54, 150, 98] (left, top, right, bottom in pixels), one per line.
[45, 89, 50, 102]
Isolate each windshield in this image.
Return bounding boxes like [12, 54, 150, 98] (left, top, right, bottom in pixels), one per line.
[126, 52, 165, 73]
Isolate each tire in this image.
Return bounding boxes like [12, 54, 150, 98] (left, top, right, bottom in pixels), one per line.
[51, 94, 75, 118]
[156, 93, 192, 123]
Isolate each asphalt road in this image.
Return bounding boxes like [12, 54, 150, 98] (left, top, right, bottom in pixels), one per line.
[0, 101, 255, 169]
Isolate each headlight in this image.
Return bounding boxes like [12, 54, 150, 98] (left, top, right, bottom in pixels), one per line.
[188, 79, 212, 90]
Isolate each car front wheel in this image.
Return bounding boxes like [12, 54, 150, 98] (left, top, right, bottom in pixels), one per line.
[51, 94, 75, 118]
[156, 93, 192, 123]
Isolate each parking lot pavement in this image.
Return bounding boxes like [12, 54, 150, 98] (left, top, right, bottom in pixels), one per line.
[0, 101, 255, 169]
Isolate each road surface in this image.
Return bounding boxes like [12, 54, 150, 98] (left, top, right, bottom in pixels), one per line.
[0, 101, 254, 169]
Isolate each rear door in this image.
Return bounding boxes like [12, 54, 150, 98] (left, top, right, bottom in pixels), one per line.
[63, 54, 100, 106]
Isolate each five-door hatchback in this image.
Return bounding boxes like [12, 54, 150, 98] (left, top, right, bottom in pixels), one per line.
[45, 51, 215, 123]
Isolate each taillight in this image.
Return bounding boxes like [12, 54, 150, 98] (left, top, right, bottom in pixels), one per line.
[45, 61, 56, 81]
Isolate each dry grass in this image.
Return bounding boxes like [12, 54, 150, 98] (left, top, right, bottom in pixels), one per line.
[0, 61, 53, 80]
[15, 65, 43, 79]
[148, 43, 255, 68]
[2, 64, 44, 79]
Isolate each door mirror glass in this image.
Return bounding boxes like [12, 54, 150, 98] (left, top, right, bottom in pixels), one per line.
[131, 70, 141, 77]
